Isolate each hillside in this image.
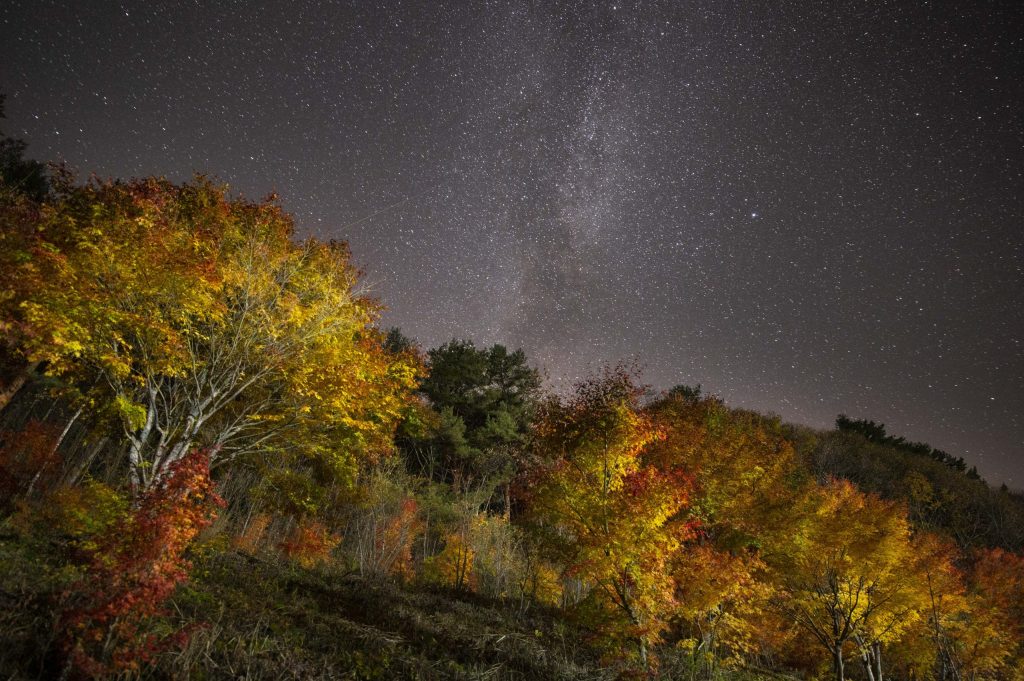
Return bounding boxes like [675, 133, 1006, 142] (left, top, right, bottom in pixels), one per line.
[4, 395, 1019, 680]
[1, 540, 613, 680]
[1, 167, 1022, 680]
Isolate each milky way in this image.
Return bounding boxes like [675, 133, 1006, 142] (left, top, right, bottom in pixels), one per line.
[1, 1, 1022, 483]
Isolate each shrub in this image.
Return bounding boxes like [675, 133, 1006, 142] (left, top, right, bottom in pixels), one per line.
[347, 464, 422, 579]
[58, 449, 224, 677]
[279, 518, 341, 569]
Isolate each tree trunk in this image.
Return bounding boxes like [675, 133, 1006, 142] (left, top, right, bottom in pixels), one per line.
[861, 649, 876, 681]
[834, 646, 845, 681]
[25, 406, 82, 496]
[127, 388, 159, 494]
[872, 641, 883, 681]
[0, 361, 39, 414]
[63, 436, 108, 487]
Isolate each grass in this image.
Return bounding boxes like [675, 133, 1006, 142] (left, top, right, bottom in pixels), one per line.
[0, 533, 800, 680]
[158, 549, 611, 680]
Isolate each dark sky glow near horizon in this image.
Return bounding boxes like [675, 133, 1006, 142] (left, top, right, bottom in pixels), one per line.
[1, 1, 1022, 483]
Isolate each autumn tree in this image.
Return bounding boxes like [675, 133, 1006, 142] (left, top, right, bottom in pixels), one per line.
[645, 394, 802, 550]
[59, 449, 224, 677]
[1, 177, 420, 493]
[956, 547, 1024, 678]
[520, 369, 693, 668]
[885, 532, 1008, 681]
[773, 479, 928, 681]
[672, 544, 787, 674]
[888, 543, 1024, 680]
[643, 393, 803, 667]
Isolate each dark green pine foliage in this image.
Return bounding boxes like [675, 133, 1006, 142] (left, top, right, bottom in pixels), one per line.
[0, 96, 48, 202]
[836, 414, 975, 476]
[406, 339, 541, 487]
[420, 341, 540, 448]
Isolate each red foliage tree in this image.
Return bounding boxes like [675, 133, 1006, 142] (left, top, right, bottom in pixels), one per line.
[59, 449, 224, 677]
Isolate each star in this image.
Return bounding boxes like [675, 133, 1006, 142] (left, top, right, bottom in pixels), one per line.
[1, 0, 1020, 484]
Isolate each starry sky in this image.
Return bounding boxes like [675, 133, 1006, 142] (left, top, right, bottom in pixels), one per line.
[2, 1, 1022, 483]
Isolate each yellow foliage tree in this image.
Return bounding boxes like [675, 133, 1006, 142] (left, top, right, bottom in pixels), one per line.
[1, 177, 421, 494]
[673, 544, 789, 671]
[774, 479, 930, 681]
[646, 394, 801, 550]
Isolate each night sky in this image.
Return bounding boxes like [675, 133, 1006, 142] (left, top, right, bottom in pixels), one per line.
[2, 2, 1022, 483]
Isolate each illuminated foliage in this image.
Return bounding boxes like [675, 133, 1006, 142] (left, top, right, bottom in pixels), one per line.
[521, 370, 694, 668]
[2, 167, 1021, 680]
[645, 394, 800, 546]
[881, 532, 1024, 681]
[424, 529, 477, 591]
[1, 177, 421, 493]
[673, 544, 788, 669]
[773, 479, 928, 681]
[59, 449, 224, 677]
[957, 547, 1024, 678]
[646, 392, 802, 668]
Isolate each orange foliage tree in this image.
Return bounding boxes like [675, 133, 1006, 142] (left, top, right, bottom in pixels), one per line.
[520, 370, 694, 668]
[882, 531, 1024, 681]
[957, 547, 1024, 678]
[672, 544, 786, 672]
[646, 392, 802, 667]
[645, 394, 800, 547]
